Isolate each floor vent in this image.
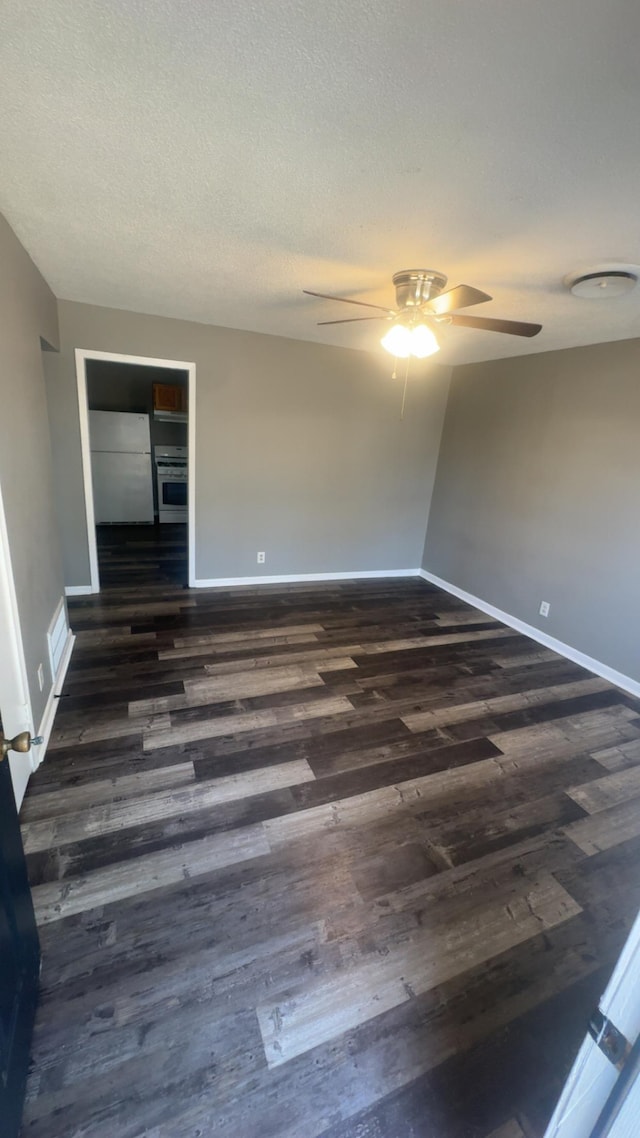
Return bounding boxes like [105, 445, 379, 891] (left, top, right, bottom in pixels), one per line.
[47, 599, 68, 681]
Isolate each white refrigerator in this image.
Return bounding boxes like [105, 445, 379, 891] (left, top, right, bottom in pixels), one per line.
[89, 411, 154, 524]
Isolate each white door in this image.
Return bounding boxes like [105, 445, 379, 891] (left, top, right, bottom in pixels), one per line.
[0, 485, 37, 809]
[545, 908, 640, 1138]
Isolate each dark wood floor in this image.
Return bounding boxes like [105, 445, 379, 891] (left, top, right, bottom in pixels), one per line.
[93, 523, 189, 588]
[19, 527, 640, 1137]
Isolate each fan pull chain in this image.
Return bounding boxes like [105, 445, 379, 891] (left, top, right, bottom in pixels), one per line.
[400, 357, 410, 420]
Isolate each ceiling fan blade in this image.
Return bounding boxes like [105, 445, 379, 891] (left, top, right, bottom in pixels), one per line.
[449, 314, 542, 337]
[427, 284, 492, 316]
[303, 289, 392, 313]
[317, 316, 388, 325]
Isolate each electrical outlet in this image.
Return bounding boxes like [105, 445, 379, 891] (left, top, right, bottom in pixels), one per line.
[257, 551, 266, 564]
[539, 601, 550, 618]
[37, 663, 45, 691]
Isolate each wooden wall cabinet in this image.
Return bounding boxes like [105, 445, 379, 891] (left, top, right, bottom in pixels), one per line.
[153, 383, 187, 413]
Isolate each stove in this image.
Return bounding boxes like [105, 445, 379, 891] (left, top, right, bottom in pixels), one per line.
[154, 445, 188, 523]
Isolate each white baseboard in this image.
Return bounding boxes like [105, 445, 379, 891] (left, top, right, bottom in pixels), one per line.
[32, 629, 75, 771]
[419, 568, 640, 700]
[65, 584, 94, 596]
[194, 568, 421, 588]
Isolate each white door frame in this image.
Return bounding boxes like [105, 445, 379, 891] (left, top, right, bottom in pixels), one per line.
[545, 907, 640, 1138]
[0, 481, 37, 808]
[74, 349, 197, 590]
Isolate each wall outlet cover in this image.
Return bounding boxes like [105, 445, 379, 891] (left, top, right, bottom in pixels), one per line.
[257, 552, 266, 564]
[539, 601, 550, 618]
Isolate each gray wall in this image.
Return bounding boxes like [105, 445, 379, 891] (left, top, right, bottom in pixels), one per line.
[47, 300, 451, 584]
[423, 338, 640, 683]
[0, 214, 65, 725]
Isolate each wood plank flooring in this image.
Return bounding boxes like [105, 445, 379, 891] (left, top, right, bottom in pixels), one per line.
[20, 527, 640, 1137]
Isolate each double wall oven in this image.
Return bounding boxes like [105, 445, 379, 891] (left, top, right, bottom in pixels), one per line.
[154, 445, 188, 523]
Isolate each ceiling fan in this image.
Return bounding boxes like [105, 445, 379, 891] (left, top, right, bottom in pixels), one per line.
[304, 269, 542, 359]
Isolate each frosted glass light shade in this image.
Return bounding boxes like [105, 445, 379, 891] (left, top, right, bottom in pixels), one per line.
[381, 322, 440, 358]
[410, 324, 440, 358]
[381, 323, 412, 358]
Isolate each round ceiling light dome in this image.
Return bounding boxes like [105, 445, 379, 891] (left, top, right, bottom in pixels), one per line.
[567, 270, 638, 299]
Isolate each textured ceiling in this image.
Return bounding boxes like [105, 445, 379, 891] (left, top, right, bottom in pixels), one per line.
[2, 0, 640, 365]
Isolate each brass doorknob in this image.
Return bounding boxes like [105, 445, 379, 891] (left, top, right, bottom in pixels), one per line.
[0, 731, 43, 760]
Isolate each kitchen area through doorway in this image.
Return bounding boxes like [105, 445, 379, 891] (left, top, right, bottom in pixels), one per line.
[86, 360, 189, 586]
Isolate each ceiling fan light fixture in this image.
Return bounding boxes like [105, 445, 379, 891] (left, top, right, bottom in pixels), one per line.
[410, 323, 440, 358]
[381, 322, 413, 358]
[381, 321, 440, 359]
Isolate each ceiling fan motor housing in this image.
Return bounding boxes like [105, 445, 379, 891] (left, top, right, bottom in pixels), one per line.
[393, 269, 448, 310]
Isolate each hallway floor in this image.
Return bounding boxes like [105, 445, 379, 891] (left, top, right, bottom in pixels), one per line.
[19, 561, 640, 1136]
[95, 523, 188, 588]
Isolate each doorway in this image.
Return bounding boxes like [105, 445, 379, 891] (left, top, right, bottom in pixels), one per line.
[75, 350, 196, 590]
